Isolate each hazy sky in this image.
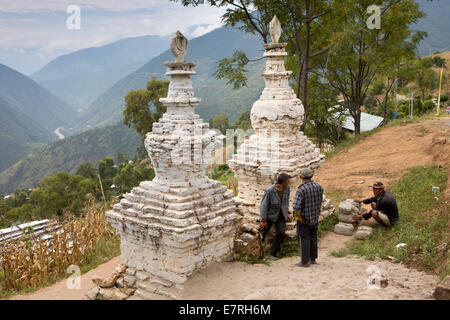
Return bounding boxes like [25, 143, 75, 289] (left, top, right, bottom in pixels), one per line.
[0, 0, 226, 74]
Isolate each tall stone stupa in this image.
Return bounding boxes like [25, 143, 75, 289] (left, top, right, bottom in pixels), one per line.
[106, 31, 240, 298]
[229, 16, 325, 223]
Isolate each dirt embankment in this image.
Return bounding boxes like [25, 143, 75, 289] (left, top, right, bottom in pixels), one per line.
[315, 118, 450, 200]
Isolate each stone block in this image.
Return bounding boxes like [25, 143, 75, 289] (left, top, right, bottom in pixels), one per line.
[322, 198, 332, 210]
[338, 213, 355, 224]
[83, 285, 100, 300]
[338, 199, 360, 215]
[334, 222, 354, 236]
[124, 275, 136, 287]
[126, 268, 136, 276]
[354, 226, 373, 240]
[433, 276, 450, 300]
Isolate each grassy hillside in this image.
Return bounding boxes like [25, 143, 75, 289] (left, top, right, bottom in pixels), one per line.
[70, 26, 265, 132]
[0, 96, 55, 172]
[32, 35, 169, 109]
[0, 63, 75, 171]
[0, 63, 74, 132]
[0, 122, 141, 195]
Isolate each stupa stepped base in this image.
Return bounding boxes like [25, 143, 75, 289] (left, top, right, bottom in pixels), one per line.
[124, 268, 180, 300]
[106, 178, 241, 285]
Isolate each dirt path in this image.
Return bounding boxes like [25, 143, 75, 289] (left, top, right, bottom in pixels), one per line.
[5, 257, 121, 300]
[5, 233, 438, 300]
[177, 233, 437, 300]
[5, 117, 448, 300]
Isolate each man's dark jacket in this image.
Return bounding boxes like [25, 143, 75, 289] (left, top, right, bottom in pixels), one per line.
[362, 190, 399, 224]
[260, 184, 290, 222]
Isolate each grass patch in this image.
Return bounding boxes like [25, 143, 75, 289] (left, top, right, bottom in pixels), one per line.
[333, 165, 449, 277]
[331, 248, 351, 257]
[318, 213, 339, 238]
[80, 237, 121, 274]
[208, 164, 238, 196]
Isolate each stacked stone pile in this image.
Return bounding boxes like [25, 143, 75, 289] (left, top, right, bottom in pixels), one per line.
[334, 199, 372, 239]
[334, 199, 359, 235]
[84, 264, 134, 300]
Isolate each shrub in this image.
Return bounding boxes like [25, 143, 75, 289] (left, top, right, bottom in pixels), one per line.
[423, 100, 436, 113]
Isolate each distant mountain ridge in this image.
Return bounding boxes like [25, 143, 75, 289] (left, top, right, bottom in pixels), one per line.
[416, 0, 450, 56]
[0, 122, 141, 195]
[0, 63, 74, 132]
[31, 35, 170, 109]
[0, 96, 54, 172]
[0, 63, 74, 171]
[2, 0, 448, 193]
[70, 25, 265, 132]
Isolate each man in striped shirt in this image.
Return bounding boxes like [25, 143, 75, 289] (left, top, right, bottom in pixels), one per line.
[293, 168, 323, 267]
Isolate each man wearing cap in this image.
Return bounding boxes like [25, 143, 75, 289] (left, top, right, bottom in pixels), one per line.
[292, 168, 323, 267]
[353, 182, 399, 226]
[259, 173, 293, 259]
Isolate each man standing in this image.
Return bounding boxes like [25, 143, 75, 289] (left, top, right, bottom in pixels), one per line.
[293, 168, 323, 267]
[353, 182, 399, 226]
[259, 173, 293, 259]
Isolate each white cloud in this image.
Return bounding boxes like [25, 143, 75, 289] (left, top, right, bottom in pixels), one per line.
[0, 1, 227, 73]
[0, 0, 194, 13]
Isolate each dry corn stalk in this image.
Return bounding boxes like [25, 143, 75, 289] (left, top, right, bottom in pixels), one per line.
[0, 199, 119, 294]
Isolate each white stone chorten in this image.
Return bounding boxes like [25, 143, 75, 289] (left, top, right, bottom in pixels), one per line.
[229, 16, 325, 223]
[106, 31, 240, 293]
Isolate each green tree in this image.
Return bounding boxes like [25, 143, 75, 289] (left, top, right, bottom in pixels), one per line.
[97, 157, 116, 189]
[317, 0, 425, 134]
[117, 152, 128, 168]
[367, 60, 415, 123]
[232, 110, 252, 131]
[123, 77, 169, 140]
[432, 55, 446, 68]
[4, 204, 33, 226]
[413, 57, 438, 102]
[76, 162, 97, 180]
[209, 113, 230, 134]
[29, 172, 95, 218]
[114, 163, 155, 193]
[305, 76, 344, 147]
[174, 0, 331, 130]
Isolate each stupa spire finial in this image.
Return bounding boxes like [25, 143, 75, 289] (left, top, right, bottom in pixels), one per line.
[170, 30, 188, 63]
[269, 15, 282, 43]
